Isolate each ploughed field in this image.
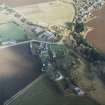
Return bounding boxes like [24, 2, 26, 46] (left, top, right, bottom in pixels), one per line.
[86, 5, 105, 53]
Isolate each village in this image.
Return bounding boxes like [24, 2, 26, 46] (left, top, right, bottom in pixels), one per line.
[0, 0, 105, 105]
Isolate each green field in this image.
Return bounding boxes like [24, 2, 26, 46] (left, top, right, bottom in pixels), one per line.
[0, 22, 28, 42]
[4, 74, 100, 105]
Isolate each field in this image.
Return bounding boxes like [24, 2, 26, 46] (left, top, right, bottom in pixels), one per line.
[71, 58, 105, 105]
[0, 44, 42, 105]
[4, 74, 100, 105]
[0, 0, 55, 7]
[86, 5, 105, 53]
[16, 0, 75, 25]
[0, 22, 28, 42]
[0, 14, 11, 24]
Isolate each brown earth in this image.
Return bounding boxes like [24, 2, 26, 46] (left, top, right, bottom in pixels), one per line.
[0, 0, 54, 7]
[86, 5, 105, 53]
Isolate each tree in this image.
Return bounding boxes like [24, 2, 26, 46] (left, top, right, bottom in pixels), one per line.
[74, 21, 84, 33]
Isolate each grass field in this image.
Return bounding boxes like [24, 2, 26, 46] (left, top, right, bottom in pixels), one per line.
[4, 74, 100, 105]
[0, 22, 28, 42]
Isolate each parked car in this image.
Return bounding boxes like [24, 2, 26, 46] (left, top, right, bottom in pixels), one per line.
[73, 87, 85, 96]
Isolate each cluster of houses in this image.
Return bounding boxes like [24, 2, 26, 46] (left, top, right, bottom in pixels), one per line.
[73, 0, 105, 22]
[29, 41, 85, 96]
